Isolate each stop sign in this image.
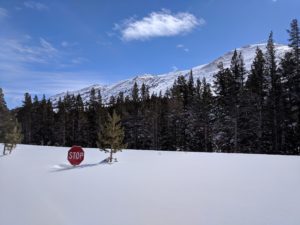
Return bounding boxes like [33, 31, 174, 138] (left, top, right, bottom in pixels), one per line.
[68, 146, 84, 166]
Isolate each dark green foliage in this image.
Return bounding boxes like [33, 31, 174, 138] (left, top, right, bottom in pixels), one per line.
[245, 48, 268, 153]
[265, 32, 282, 154]
[4, 121, 22, 146]
[0, 88, 10, 143]
[97, 110, 126, 162]
[0, 88, 22, 146]
[287, 19, 300, 153]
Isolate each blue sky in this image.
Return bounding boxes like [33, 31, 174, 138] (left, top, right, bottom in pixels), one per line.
[0, 0, 299, 108]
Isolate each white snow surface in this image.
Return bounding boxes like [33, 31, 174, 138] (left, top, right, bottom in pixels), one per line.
[0, 144, 299, 225]
[50, 43, 291, 106]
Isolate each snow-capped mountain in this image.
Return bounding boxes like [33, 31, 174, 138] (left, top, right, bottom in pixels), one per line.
[50, 43, 291, 105]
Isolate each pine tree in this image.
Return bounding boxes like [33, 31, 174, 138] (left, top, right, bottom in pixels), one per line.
[4, 120, 22, 148]
[187, 70, 196, 104]
[141, 83, 149, 102]
[265, 32, 282, 153]
[54, 98, 66, 146]
[132, 82, 139, 102]
[288, 19, 300, 70]
[230, 50, 246, 153]
[19, 93, 32, 144]
[97, 110, 127, 162]
[169, 76, 189, 150]
[287, 19, 300, 152]
[0, 88, 11, 143]
[213, 63, 234, 152]
[73, 94, 88, 146]
[0, 88, 22, 150]
[279, 52, 297, 153]
[201, 78, 213, 152]
[31, 95, 41, 144]
[245, 48, 268, 152]
[124, 82, 141, 149]
[87, 88, 103, 147]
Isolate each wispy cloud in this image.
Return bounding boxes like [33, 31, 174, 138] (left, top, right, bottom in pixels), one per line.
[115, 9, 205, 41]
[0, 7, 8, 20]
[61, 41, 78, 48]
[0, 37, 59, 67]
[70, 57, 88, 65]
[176, 44, 189, 52]
[0, 36, 96, 108]
[23, 1, 48, 11]
[40, 38, 58, 54]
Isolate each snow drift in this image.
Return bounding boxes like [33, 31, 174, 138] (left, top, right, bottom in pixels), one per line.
[0, 144, 299, 225]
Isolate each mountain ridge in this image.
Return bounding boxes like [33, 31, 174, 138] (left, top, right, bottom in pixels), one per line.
[50, 43, 291, 105]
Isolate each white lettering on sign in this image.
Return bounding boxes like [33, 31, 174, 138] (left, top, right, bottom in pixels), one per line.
[68, 152, 84, 160]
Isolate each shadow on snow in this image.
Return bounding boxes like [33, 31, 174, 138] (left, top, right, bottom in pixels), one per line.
[51, 158, 110, 172]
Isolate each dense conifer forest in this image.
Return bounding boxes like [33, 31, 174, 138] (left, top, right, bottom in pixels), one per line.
[1, 19, 300, 155]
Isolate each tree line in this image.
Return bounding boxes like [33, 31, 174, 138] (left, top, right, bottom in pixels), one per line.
[1, 19, 299, 155]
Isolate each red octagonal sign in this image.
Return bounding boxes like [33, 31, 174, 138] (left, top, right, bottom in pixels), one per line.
[68, 146, 84, 166]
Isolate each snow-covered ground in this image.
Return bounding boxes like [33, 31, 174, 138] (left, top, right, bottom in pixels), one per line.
[0, 144, 299, 225]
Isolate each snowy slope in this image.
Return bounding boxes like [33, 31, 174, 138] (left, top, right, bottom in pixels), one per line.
[0, 144, 299, 225]
[50, 43, 291, 105]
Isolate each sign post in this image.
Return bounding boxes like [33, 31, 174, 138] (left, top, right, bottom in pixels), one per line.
[68, 146, 84, 166]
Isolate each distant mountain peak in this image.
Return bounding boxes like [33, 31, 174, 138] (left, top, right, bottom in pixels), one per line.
[50, 43, 291, 106]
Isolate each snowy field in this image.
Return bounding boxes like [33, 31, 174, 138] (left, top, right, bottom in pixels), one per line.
[0, 144, 299, 225]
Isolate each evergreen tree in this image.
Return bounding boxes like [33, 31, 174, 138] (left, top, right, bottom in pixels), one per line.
[54, 98, 66, 146]
[132, 82, 139, 102]
[265, 32, 282, 153]
[73, 94, 88, 146]
[19, 93, 32, 144]
[141, 83, 149, 102]
[4, 120, 22, 147]
[230, 50, 246, 152]
[279, 52, 297, 153]
[287, 19, 300, 152]
[124, 83, 141, 149]
[0, 88, 22, 149]
[31, 95, 42, 144]
[288, 19, 300, 70]
[0, 88, 11, 143]
[97, 110, 127, 162]
[169, 76, 189, 150]
[200, 78, 213, 152]
[213, 63, 234, 152]
[245, 48, 268, 152]
[86, 88, 103, 147]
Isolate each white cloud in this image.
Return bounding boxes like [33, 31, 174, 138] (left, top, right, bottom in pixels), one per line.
[0, 7, 8, 20]
[24, 1, 48, 11]
[176, 44, 189, 52]
[115, 10, 205, 41]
